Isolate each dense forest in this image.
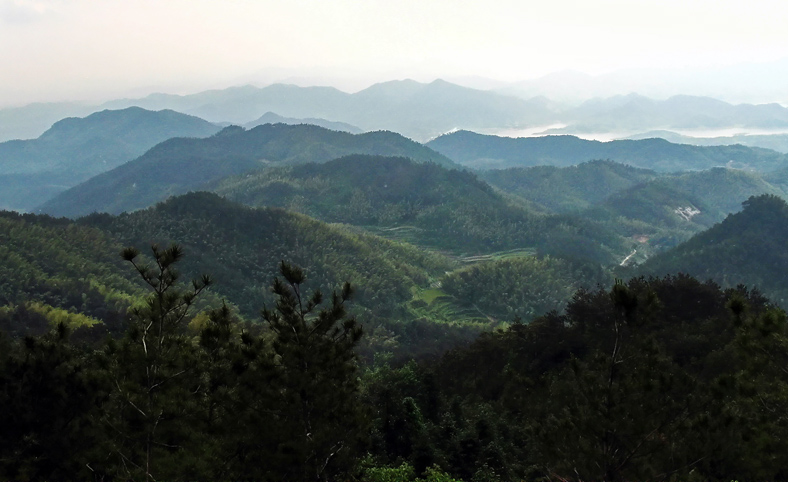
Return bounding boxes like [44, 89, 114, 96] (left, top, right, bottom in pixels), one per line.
[4, 248, 788, 480]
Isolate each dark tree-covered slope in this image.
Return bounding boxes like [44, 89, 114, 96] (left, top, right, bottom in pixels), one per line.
[638, 194, 788, 306]
[409, 274, 785, 481]
[38, 124, 454, 218]
[212, 155, 629, 261]
[427, 130, 788, 171]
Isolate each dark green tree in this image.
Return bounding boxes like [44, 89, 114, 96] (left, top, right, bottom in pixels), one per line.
[96, 244, 212, 481]
[0, 324, 104, 480]
[261, 261, 366, 481]
[727, 296, 788, 479]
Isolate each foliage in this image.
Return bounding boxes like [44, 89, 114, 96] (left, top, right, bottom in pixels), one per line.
[0, 323, 105, 480]
[260, 261, 366, 481]
[440, 255, 610, 322]
[96, 244, 213, 480]
[0, 210, 141, 333]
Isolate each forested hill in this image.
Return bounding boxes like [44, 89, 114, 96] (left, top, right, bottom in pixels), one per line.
[37, 124, 454, 218]
[586, 167, 785, 235]
[427, 130, 788, 171]
[78, 191, 453, 319]
[637, 194, 788, 306]
[0, 107, 220, 211]
[480, 160, 659, 213]
[0, 210, 143, 337]
[212, 155, 628, 262]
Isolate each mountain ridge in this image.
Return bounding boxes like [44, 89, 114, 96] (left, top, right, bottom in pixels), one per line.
[37, 124, 455, 218]
[427, 130, 788, 171]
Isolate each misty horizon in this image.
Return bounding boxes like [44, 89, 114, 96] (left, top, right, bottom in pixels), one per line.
[2, 0, 788, 108]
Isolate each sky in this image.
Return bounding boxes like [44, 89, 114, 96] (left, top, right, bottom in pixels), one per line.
[2, 0, 788, 106]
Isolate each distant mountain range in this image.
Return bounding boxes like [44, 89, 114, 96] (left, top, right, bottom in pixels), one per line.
[37, 124, 454, 218]
[427, 130, 788, 172]
[548, 93, 788, 133]
[4, 79, 788, 146]
[0, 107, 220, 211]
[100, 79, 553, 141]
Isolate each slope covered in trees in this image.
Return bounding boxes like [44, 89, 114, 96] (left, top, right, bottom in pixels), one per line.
[77, 192, 452, 319]
[0, 210, 143, 337]
[3, 193, 497, 360]
[212, 155, 629, 262]
[427, 130, 788, 171]
[638, 194, 788, 306]
[38, 124, 455, 218]
[378, 275, 788, 480]
[438, 256, 610, 322]
[480, 160, 658, 213]
[481, 162, 788, 262]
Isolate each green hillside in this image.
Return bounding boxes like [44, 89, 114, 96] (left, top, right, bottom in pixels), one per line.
[213, 155, 629, 262]
[583, 167, 788, 258]
[38, 124, 454, 218]
[480, 160, 658, 213]
[637, 194, 788, 306]
[437, 255, 611, 323]
[78, 192, 454, 319]
[0, 211, 144, 337]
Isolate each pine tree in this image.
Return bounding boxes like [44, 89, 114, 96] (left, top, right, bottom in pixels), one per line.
[261, 261, 366, 481]
[97, 244, 212, 481]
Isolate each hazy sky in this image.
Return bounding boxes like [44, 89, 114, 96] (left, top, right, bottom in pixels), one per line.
[2, 0, 788, 106]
